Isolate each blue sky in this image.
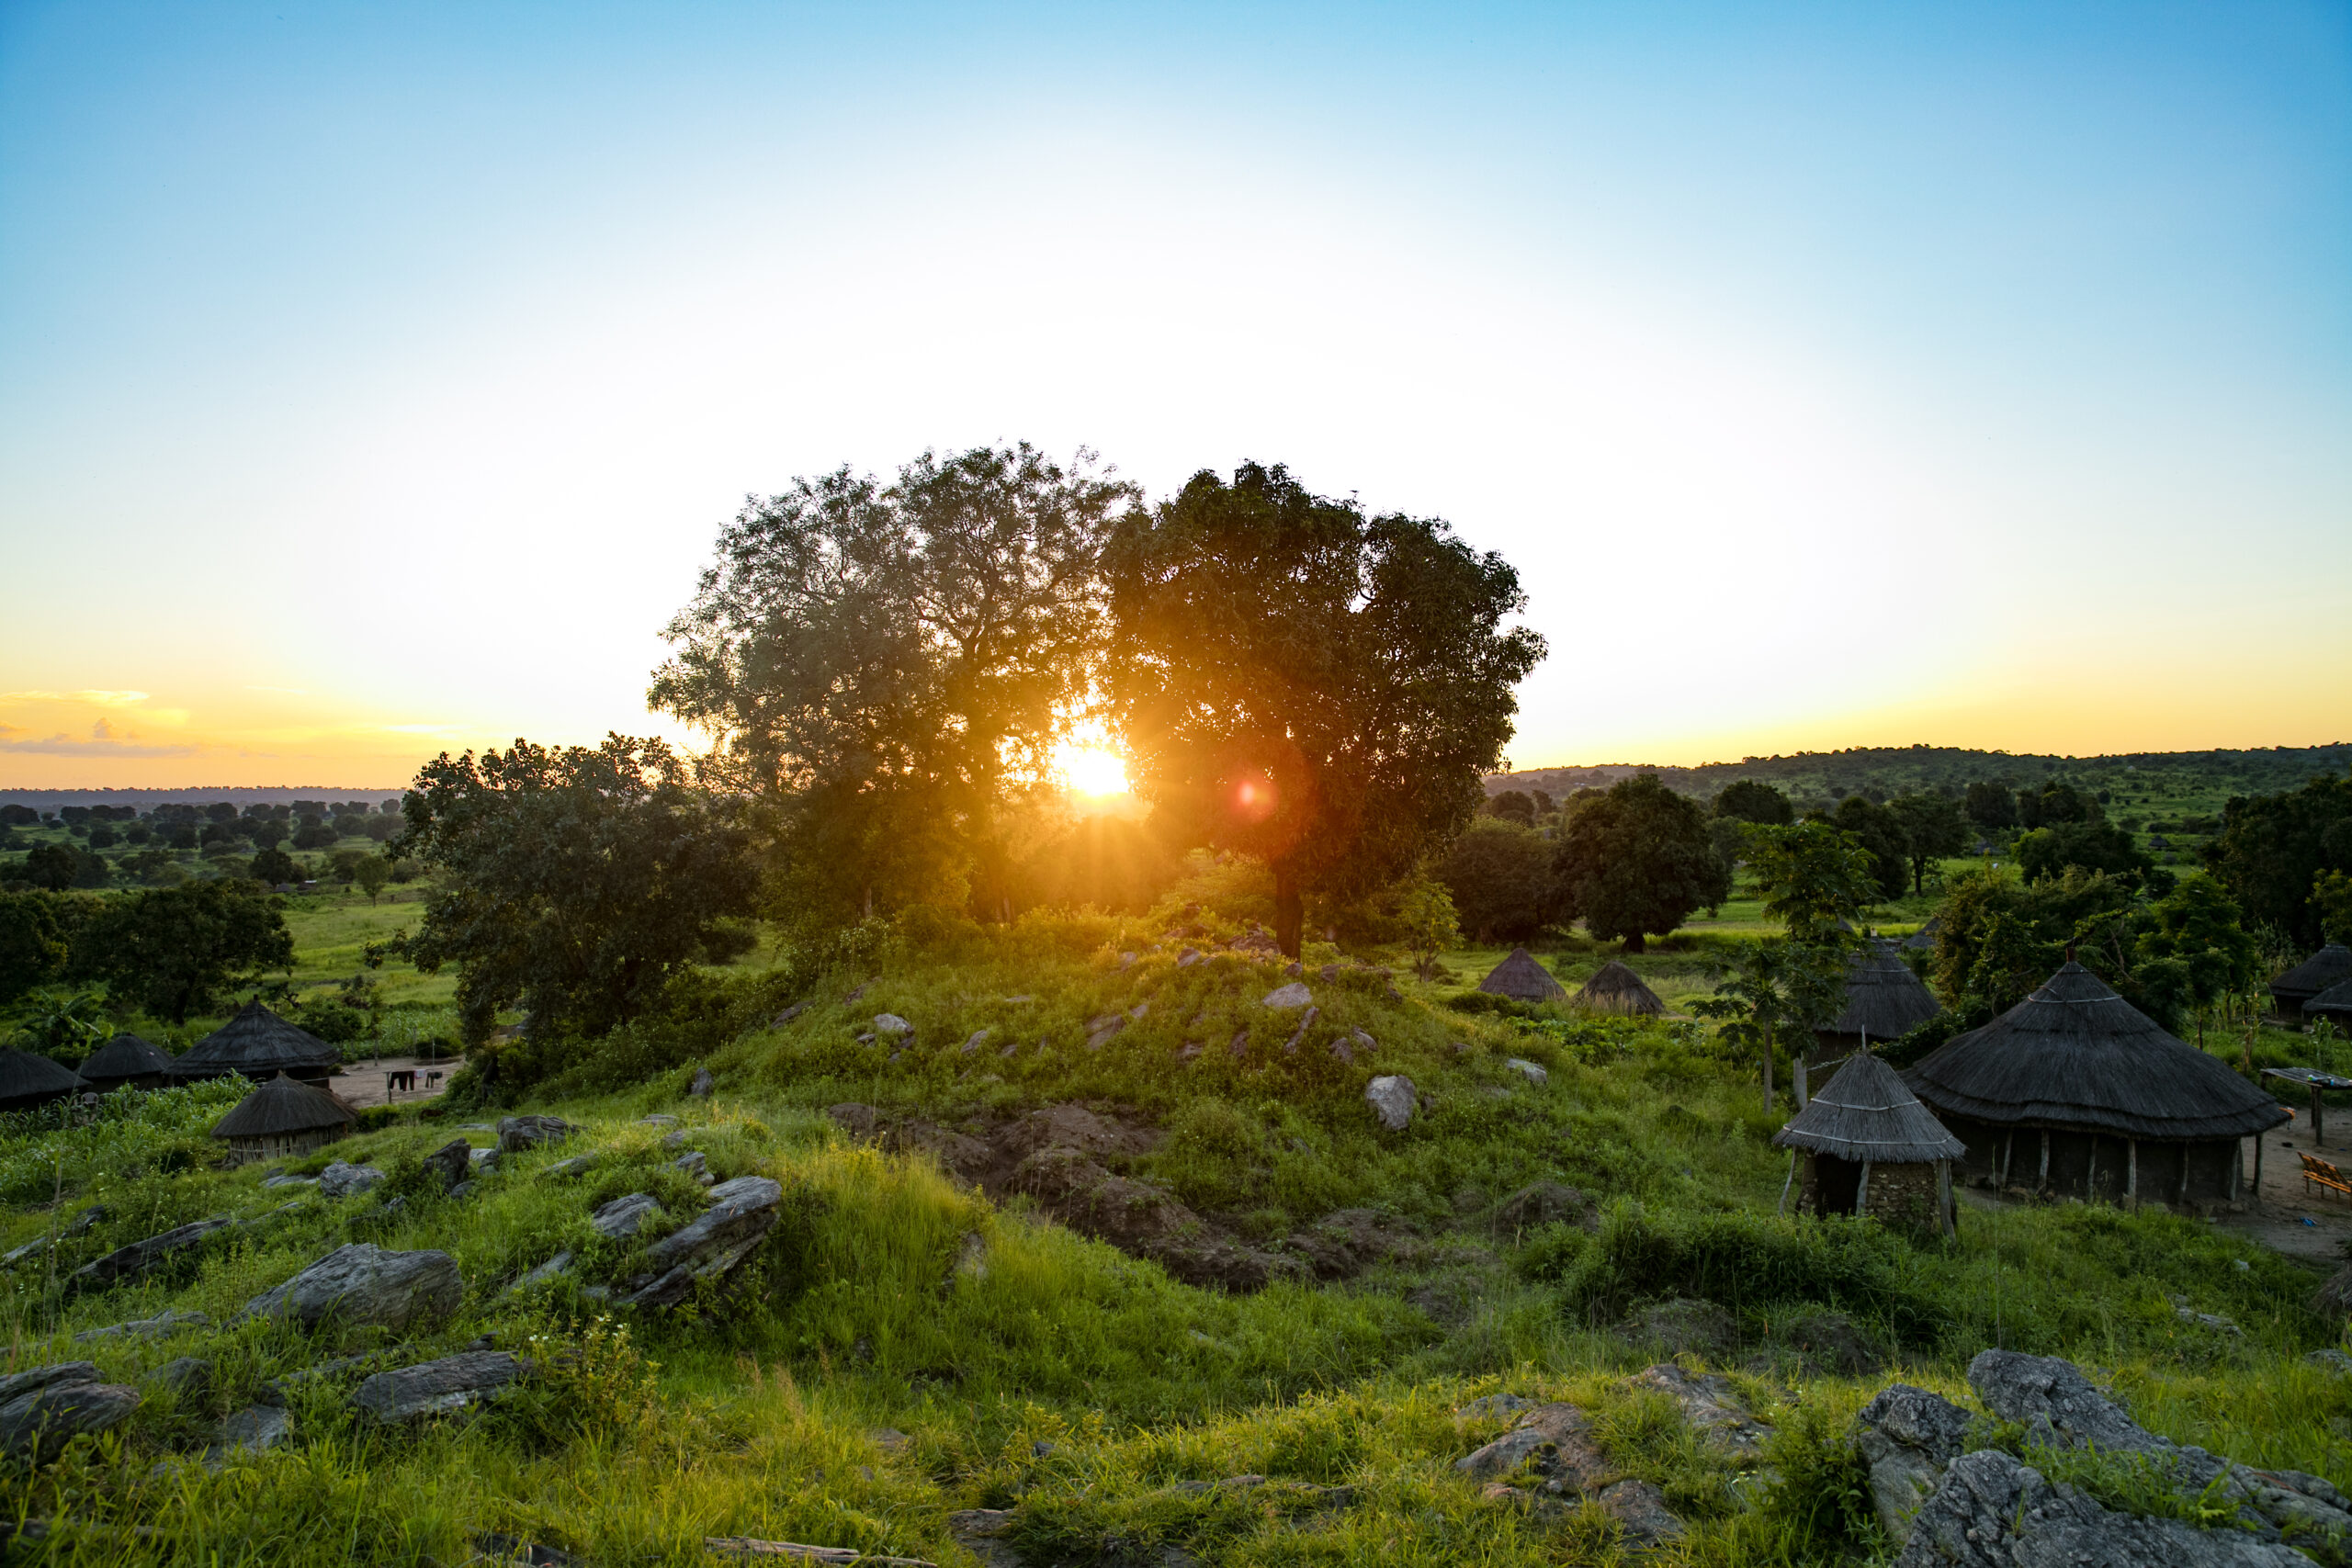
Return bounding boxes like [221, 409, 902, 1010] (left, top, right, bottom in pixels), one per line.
[2, 2, 2346, 784]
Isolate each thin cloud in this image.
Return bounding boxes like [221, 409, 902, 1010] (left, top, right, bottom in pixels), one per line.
[0, 689, 152, 706]
[0, 732, 198, 757]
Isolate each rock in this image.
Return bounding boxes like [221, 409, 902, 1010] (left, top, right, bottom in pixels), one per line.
[1852, 1383, 1976, 1545]
[2308, 1348, 2352, 1374]
[1261, 982, 1312, 1010]
[447, 1182, 475, 1200]
[673, 1150, 711, 1184]
[1893, 1448, 2308, 1568]
[74, 1309, 209, 1342]
[208, 1404, 293, 1460]
[1228, 1028, 1250, 1057]
[352, 1351, 531, 1424]
[1281, 1208, 1423, 1280]
[841, 983, 868, 1003]
[640, 1113, 679, 1127]
[470, 1147, 498, 1168]
[236, 1244, 464, 1333]
[1455, 1402, 1613, 1493]
[875, 1013, 913, 1037]
[2175, 1303, 2242, 1335]
[620, 1175, 784, 1309]
[772, 1003, 808, 1027]
[65, 1207, 102, 1236]
[497, 1115, 574, 1154]
[0, 1363, 141, 1461]
[261, 1173, 316, 1190]
[689, 1066, 715, 1098]
[827, 1103, 878, 1140]
[662, 1130, 685, 1148]
[946, 1510, 1023, 1568]
[1628, 1363, 1772, 1460]
[1280, 1005, 1319, 1054]
[871, 1426, 910, 1453]
[1596, 1478, 1684, 1548]
[1, 1235, 48, 1268]
[69, 1215, 234, 1290]
[317, 1162, 386, 1199]
[503, 1251, 573, 1296]
[1364, 1075, 1416, 1131]
[1626, 1297, 1738, 1360]
[1084, 1014, 1125, 1051]
[592, 1192, 663, 1239]
[542, 1155, 594, 1179]
[1177, 948, 1202, 967]
[1505, 1057, 1549, 1087]
[1457, 1393, 1536, 1421]
[1967, 1349, 2164, 1457]
[422, 1140, 473, 1190]
[961, 1029, 991, 1054]
[1781, 1310, 1888, 1377]
[1328, 1036, 1355, 1065]
[149, 1358, 211, 1401]
[1494, 1182, 1589, 1234]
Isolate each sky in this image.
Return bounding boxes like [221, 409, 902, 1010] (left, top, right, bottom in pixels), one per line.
[2, 1, 2346, 789]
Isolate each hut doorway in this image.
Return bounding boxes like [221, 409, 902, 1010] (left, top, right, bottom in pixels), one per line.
[1813, 1153, 1862, 1216]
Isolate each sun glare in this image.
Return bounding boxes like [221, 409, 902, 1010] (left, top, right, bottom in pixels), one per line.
[1055, 743, 1130, 796]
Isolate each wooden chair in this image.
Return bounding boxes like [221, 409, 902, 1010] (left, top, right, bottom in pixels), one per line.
[2300, 1153, 2352, 1202]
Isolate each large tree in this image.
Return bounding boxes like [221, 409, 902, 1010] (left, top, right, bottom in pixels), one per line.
[1829, 795, 1910, 901]
[2200, 770, 2352, 949]
[1102, 462, 1544, 956]
[650, 444, 1138, 929]
[1713, 778, 1792, 826]
[1438, 818, 1564, 944]
[396, 735, 757, 1045]
[1889, 792, 1970, 896]
[2015, 818, 2151, 886]
[1553, 773, 1731, 953]
[69, 880, 294, 1024]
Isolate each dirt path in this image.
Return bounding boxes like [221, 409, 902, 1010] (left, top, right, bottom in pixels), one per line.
[324, 1055, 465, 1111]
[2225, 1114, 2352, 1265]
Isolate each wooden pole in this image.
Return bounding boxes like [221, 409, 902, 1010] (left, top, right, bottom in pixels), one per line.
[2086, 1137, 2098, 1199]
[2252, 1130, 2263, 1211]
[1936, 1158, 1953, 1238]
[2127, 1137, 2138, 1206]
[1794, 1055, 1808, 1111]
[2177, 1144, 2191, 1207]
[1779, 1150, 1796, 1215]
[2001, 1129, 2015, 1188]
[1856, 1159, 1873, 1218]
[2037, 1129, 2049, 1193]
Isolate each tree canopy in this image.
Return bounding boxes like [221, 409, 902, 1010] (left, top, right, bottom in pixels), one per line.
[1438, 818, 1563, 944]
[1712, 779, 1792, 826]
[1889, 792, 1970, 895]
[68, 880, 294, 1024]
[2200, 769, 2352, 949]
[1829, 795, 1910, 901]
[1102, 462, 1544, 956]
[2015, 818, 2152, 886]
[1552, 773, 1729, 953]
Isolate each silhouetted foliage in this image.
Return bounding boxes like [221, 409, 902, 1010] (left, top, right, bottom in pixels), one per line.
[2199, 769, 2352, 949]
[1712, 778, 1792, 826]
[68, 880, 294, 1024]
[1830, 795, 1909, 901]
[1553, 773, 1728, 953]
[1437, 818, 1563, 943]
[2015, 818, 2152, 886]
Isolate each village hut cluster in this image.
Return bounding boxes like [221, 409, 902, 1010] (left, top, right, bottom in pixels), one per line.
[1476, 949, 1669, 1016]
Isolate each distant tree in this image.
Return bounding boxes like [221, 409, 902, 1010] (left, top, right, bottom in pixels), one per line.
[1963, 781, 2018, 830]
[2200, 771, 2352, 949]
[396, 734, 758, 1046]
[332, 813, 369, 840]
[352, 855, 392, 904]
[204, 802, 238, 825]
[124, 823, 151, 846]
[85, 824, 118, 850]
[1531, 789, 1554, 816]
[1889, 792, 1970, 895]
[0, 891, 89, 1005]
[364, 816, 400, 842]
[247, 818, 288, 851]
[2016, 819, 2151, 886]
[1713, 778, 1793, 826]
[21, 844, 77, 892]
[250, 846, 300, 886]
[291, 821, 338, 851]
[163, 824, 198, 851]
[1553, 773, 1730, 953]
[1486, 789, 1536, 825]
[2016, 780, 2098, 830]
[1395, 871, 1462, 980]
[1103, 462, 1544, 956]
[68, 880, 294, 1024]
[2135, 875, 2262, 1049]
[380, 798, 401, 816]
[1831, 795, 1910, 901]
[1438, 818, 1564, 943]
[326, 848, 369, 886]
[0, 806, 37, 827]
[2315, 870, 2352, 946]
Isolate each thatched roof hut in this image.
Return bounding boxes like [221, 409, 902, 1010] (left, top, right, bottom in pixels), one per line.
[77, 1032, 175, 1092]
[1812, 943, 1943, 1057]
[1477, 947, 1567, 1003]
[174, 1001, 340, 1086]
[1902, 916, 1942, 953]
[1573, 959, 1663, 1016]
[2305, 978, 2352, 1030]
[209, 1073, 355, 1165]
[1904, 962, 2288, 1208]
[2272, 944, 2352, 1024]
[0, 1048, 87, 1112]
[1774, 1051, 1963, 1233]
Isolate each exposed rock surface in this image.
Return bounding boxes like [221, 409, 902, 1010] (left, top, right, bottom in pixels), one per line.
[1365, 1075, 1416, 1131]
[69, 1215, 233, 1290]
[237, 1243, 463, 1333]
[208, 1404, 294, 1461]
[497, 1115, 574, 1154]
[1280, 1209, 1423, 1280]
[1853, 1383, 1978, 1542]
[422, 1140, 473, 1190]
[1457, 1401, 1683, 1546]
[689, 1066, 715, 1098]
[1627, 1363, 1772, 1460]
[592, 1192, 663, 1239]
[74, 1309, 209, 1342]
[620, 1175, 783, 1309]
[352, 1351, 531, 1423]
[149, 1357, 212, 1401]
[0, 1362, 140, 1461]
[317, 1162, 386, 1199]
[504, 1251, 573, 1296]
[1894, 1449, 2310, 1568]
[1505, 1057, 1549, 1086]
[1261, 983, 1312, 1010]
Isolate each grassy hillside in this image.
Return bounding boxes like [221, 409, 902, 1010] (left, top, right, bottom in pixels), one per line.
[1, 870, 2344, 1566]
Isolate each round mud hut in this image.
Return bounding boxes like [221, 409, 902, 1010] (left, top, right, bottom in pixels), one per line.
[1573, 959, 1664, 1016]
[1811, 943, 1943, 1058]
[1773, 1050, 1965, 1235]
[209, 1072, 355, 1165]
[1477, 947, 1568, 1004]
[76, 1032, 175, 1092]
[2272, 944, 2352, 1026]
[1902, 962, 2289, 1209]
[0, 1048, 86, 1113]
[174, 1000, 342, 1088]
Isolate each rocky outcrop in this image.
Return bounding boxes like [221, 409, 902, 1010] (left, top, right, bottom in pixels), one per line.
[497, 1115, 574, 1154]
[352, 1351, 531, 1423]
[207, 1404, 294, 1461]
[317, 1162, 386, 1199]
[1365, 1076, 1416, 1131]
[619, 1176, 783, 1309]
[1627, 1363, 1772, 1460]
[68, 1215, 233, 1290]
[1894, 1449, 2310, 1568]
[591, 1192, 663, 1239]
[1010, 1145, 1302, 1293]
[1853, 1383, 1977, 1543]
[74, 1309, 209, 1343]
[237, 1244, 463, 1333]
[1456, 1401, 1685, 1548]
[422, 1140, 473, 1190]
[0, 1363, 140, 1461]
[149, 1357, 211, 1401]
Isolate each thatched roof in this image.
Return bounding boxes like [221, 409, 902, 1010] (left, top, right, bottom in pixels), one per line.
[1826, 945, 1943, 1042]
[1575, 959, 1663, 1015]
[1477, 947, 1567, 1002]
[0, 1048, 86, 1105]
[209, 1073, 355, 1140]
[2305, 978, 2352, 1023]
[175, 1001, 340, 1079]
[77, 1033, 175, 1084]
[1903, 916, 1942, 952]
[2274, 944, 2352, 1003]
[1904, 962, 2289, 1141]
[1774, 1050, 1964, 1164]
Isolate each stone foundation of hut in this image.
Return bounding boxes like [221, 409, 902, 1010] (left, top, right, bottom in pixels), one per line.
[220, 1126, 344, 1167]
[1795, 1152, 1949, 1231]
[1940, 1114, 2246, 1211]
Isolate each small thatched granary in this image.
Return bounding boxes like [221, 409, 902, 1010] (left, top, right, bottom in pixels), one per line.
[0, 1048, 86, 1112]
[1773, 1050, 1964, 1234]
[1811, 942, 1943, 1057]
[174, 1001, 341, 1087]
[1904, 962, 2288, 1208]
[1573, 959, 1663, 1016]
[209, 1072, 355, 1165]
[2272, 944, 2352, 1025]
[77, 1032, 175, 1092]
[2305, 978, 2352, 1032]
[1903, 916, 1943, 953]
[1477, 947, 1567, 1003]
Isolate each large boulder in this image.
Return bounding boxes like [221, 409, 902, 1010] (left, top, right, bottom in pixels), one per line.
[422, 1140, 473, 1190]
[1627, 1363, 1772, 1460]
[317, 1162, 386, 1200]
[0, 1362, 141, 1462]
[497, 1116, 574, 1155]
[1894, 1449, 2308, 1568]
[1853, 1383, 1977, 1545]
[1364, 1076, 1416, 1131]
[352, 1351, 531, 1424]
[74, 1309, 209, 1343]
[591, 1192, 663, 1239]
[68, 1215, 233, 1291]
[237, 1244, 463, 1333]
[620, 1176, 783, 1309]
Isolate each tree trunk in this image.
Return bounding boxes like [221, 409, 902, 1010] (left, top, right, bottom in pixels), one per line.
[1623, 932, 1645, 954]
[1272, 862, 1304, 958]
